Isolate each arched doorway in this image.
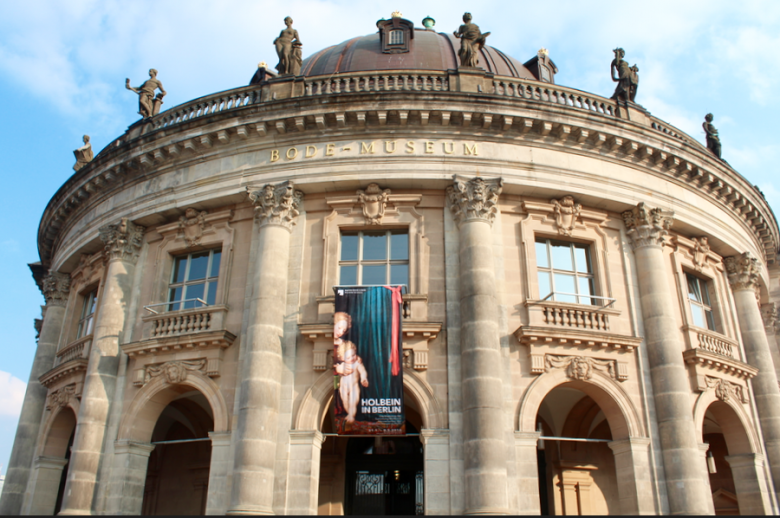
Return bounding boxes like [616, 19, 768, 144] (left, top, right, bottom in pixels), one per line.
[141, 390, 214, 515]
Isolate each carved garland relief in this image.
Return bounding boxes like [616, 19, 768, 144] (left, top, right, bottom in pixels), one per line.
[704, 376, 749, 404]
[539, 354, 628, 382]
[143, 359, 208, 385]
[46, 384, 77, 411]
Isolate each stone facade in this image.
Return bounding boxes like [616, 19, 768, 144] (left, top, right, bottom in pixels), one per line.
[3, 15, 780, 517]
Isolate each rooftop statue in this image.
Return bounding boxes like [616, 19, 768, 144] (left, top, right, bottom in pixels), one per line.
[73, 135, 94, 171]
[453, 12, 490, 68]
[610, 48, 638, 104]
[274, 17, 302, 76]
[125, 69, 166, 119]
[703, 113, 722, 159]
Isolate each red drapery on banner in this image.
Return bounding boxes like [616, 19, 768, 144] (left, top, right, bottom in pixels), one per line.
[384, 285, 403, 376]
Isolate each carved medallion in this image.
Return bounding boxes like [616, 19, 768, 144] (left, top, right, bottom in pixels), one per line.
[551, 196, 582, 236]
[178, 208, 208, 246]
[357, 184, 391, 225]
[692, 237, 711, 271]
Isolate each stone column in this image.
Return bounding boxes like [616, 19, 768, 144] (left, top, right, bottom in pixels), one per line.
[25, 456, 69, 515]
[608, 437, 656, 514]
[227, 182, 303, 515]
[102, 440, 154, 514]
[622, 203, 712, 514]
[285, 430, 324, 515]
[725, 252, 780, 501]
[421, 429, 451, 515]
[446, 176, 509, 515]
[513, 431, 541, 515]
[205, 431, 232, 515]
[59, 218, 144, 515]
[0, 271, 69, 515]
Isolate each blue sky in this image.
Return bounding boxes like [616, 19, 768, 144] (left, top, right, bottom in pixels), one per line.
[1, 0, 779, 474]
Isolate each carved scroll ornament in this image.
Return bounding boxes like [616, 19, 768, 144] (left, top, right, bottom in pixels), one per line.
[446, 175, 503, 227]
[724, 252, 761, 292]
[357, 183, 391, 224]
[551, 196, 582, 236]
[178, 208, 208, 246]
[42, 271, 71, 307]
[622, 202, 673, 249]
[247, 181, 304, 230]
[99, 217, 145, 263]
[145, 359, 206, 385]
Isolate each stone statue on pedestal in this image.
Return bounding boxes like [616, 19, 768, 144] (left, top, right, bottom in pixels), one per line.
[73, 135, 94, 171]
[703, 113, 722, 159]
[125, 69, 166, 119]
[610, 48, 638, 103]
[453, 13, 490, 68]
[274, 17, 302, 76]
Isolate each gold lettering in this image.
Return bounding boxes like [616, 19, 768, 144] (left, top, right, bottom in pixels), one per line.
[385, 140, 397, 153]
[305, 145, 317, 158]
[425, 141, 435, 154]
[464, 143, 478, 156]
[361, 142, 376, 154]
[270, 149, 280, 162]
[286, 147, 299, 160]
[326, 143, 336, 156]
[405, 141, 415, 154]
[442, 142, 454, 155]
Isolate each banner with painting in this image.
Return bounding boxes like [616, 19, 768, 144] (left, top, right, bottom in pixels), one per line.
[333, 285, 405, 435]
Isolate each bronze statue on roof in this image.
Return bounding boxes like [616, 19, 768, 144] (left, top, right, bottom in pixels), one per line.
[703, 113, 722, 159]
[453, 13, 490, 68]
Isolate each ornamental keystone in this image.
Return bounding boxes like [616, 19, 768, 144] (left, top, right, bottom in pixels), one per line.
[99, 217, 145, 263]
[724, 252, 761, 291]
[446, 175, 503, 227]
[247, 181, 304, 230]
[622, 202, 673, 249]
[42, 271, 71, 307]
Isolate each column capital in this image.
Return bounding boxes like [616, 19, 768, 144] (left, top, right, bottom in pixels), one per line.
[247, 181, 303, 231]
[607, 437, 651, 455]
[724, 252, 761, 291]
[42, 271, 71, 307]
[420, 428, 450, 446]
[761, 302, 779, 332]
[99, 217, 145, 263]
[33, 455, 69, 469]
[446, 175, 503, 227]
[208, 430, 232, 446]
[725, 452, 765, 468]
[113, 439, 155, 456]
[288, 429, 324, 446]
[622, 202, 673, 249]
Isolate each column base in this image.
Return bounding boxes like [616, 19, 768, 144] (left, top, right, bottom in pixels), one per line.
[464, 507, 511, 515]
[58, 509, 94, 516]
[225, 506, 275, 515]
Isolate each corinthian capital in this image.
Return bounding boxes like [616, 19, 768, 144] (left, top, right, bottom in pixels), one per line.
[42, 271, 71, 307]
[247, 181, 304, 231]
[99, 217, 145, 263]
[622, 202, 673, 249]
[724, 252, 761, 291]
[446, 175, 503, 227]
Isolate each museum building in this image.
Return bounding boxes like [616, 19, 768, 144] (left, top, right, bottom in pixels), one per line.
[4, 11, 780, 516]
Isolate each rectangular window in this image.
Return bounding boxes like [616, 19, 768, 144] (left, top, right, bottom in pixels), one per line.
[389, 30, 404, 45]
[686, 273, 717, 331]
[168, 249, 221, 311]
[340, 230, 408, 286]
[535, 238, 595, 304]
[76, 289, 98, 338]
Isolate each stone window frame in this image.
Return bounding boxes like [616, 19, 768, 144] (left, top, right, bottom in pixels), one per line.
[166, 248, 223, 311]
[76, 288, 99, 339]
[60, 280, 103, 352]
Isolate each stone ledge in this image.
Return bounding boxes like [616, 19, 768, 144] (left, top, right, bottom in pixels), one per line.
[682, 347, 758, 382]
[39, 359, 88, 388]
[121, 329, 236, 358]
[514, 325, 642, 352]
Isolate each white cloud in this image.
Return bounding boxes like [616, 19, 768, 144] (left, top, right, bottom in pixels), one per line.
[0, 371, 26, 418]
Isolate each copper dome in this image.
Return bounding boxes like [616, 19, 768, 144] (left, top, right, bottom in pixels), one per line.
[301, 28, 536, 79]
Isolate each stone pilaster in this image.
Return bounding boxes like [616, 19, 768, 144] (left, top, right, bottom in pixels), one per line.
[513, 432, 541, 515]
[447, 176, 509, 515]
[421, 429, 451, 515]
[285, 430, 324, 515]
[0, 271, 69, 515]
[608, 438, 656, 514]
[622, 203, 712, 514]
[25, 456, 69, 515]
[59, 219, 144, 515]
[725, 453, 774, 515]
[228, 181, 303, 515]
[102, 440, 155, 514]
[205, 432, 233, 515]
[725, 252, 780, 501]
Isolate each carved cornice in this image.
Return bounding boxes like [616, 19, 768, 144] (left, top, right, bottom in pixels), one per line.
[682, 347, 758, 382]
[514, 325, 641, 352]
[446, 175, 503, 227]
[42, 271, 70, 307]
[122, 329, 236, 358]
[99, 217, 145, 263]
[247, 180, 303, 230]
[39, 359, 88, 388]
[724, 252, 761, 292]
[622, 202, 674, 249]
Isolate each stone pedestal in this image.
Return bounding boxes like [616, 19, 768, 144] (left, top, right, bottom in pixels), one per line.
[725, 252, 780, 502]
[622, 203, 712, 514]
[0, 272, 69, 515]
[59, 219, 144, 515]
[24, 456, 69, 515]
[514, 432, 542, 515]
[608, 437, 656, 514]
[227, 182, 302, 515]
[725, 453, 773, 515]
[103, 440, 155, 514]
[447, 176, 509, 515]
[286, 430, 324, 515]
[205, 431, 232, 515]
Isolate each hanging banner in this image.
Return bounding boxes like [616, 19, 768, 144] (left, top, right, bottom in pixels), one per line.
[333, 285, 405, 435]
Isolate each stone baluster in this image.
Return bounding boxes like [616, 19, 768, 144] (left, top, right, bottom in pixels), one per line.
[446, 176, 509, 514]
[0, 271, 70, 514]
[58, 218, 144, 515]
[227, 181, 303, 515]
[622, 203, 712, 514]
[725, 252, 780, 501]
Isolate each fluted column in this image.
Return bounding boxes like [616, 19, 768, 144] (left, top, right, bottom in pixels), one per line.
[0, 272, 70, 515]
[228, 182, 303, 515]
[59, 218, 144, 515]
[447, 176, 509, 515]
[725, 252, 780, 500]
[622, 203, 712, 514]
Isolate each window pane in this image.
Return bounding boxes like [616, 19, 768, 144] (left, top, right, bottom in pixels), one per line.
[362, 233, 387, 260]
[705, 309, 716, 331]
[554, 273, 577, 302]
[188, 252, 210, 281]
[341, 235, 358, 261]
[535, 241, 549, 269]
[578, 277, 595, 304]
[687, 274, 702, 303]
[550, 243, 574, 271]
[390, 233, 409, 260]
[168, 287, 183, 311]
[206, 281, 218, 305]
[340, 265, 357, 286]
[362, 265, 386, 285]
[210, 251, 222, 278]
[574, 246, 590, 273]
[390, 264, 408, 286]
[537, 272, 551, 299]
[173, 256, 187, 283]
[700, 281, 712, 306]
[689, 302, 705, 328]
[85, 316, 94, 336]
[184, 283, 205, 308]
[88, 292, 98, 315]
